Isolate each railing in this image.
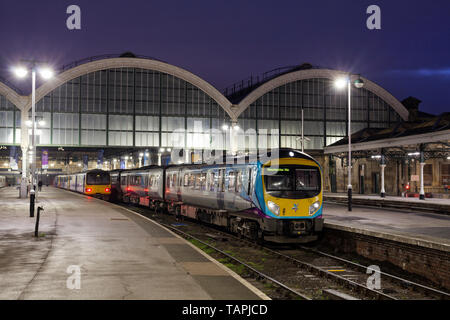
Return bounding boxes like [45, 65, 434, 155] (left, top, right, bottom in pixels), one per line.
[222, 63, 317, 99]
[60, 53, 165, 72]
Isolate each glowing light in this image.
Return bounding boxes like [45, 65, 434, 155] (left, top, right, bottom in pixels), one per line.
[408, 152, 420, 156]
[39, 68, 54, 79]
[38, 120, 46, 126]
[222, 124, 229, 131]
[13, 66, 28, 78]
[334, 78, 347, 89]
[25, 120, 32, 127]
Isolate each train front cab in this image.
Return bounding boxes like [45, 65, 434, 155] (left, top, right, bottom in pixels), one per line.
[84, 170, 111, 200]
[259, 153, 324, 243]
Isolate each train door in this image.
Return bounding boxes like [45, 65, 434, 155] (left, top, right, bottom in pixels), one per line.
[247, 168, 254, 196]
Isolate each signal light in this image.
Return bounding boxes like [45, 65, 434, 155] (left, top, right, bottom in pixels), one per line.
[405, 184, 410, 190]
[86, 188, 92, 193]
[105, 188, 110, 192]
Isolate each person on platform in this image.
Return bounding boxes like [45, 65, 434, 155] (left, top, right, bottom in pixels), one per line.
[38, 180, 43, 191]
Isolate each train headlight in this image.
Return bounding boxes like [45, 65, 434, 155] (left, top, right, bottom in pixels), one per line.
[309, 201, 320, 215]
[267, 201, 280, 216]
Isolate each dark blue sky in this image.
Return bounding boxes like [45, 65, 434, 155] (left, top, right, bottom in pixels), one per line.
[0, 0, 449, 114]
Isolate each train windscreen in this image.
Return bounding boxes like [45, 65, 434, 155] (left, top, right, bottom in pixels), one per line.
[86, 172, 110, 185]
[264, 165, 321, 199]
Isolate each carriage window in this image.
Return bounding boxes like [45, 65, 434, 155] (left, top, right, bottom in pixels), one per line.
[228, 171, 236, 191]
[173, 173, 178, 187]
[200, 173, 207, 191]
[166, 174, 171, 187]
[87, 172, 110, 185]
[149, 175, 153, 187]
[219, 169, 225, 192]
[184, 174, 189, 187]
[194, 173, 201, 190]
[236, 171, 242, 192]
[121, 176, 127, 185]
[132, 176, 142, 186]
[295, 169, 320, 192]
[209, 172, 215, 191]
[188, 174, 195, 188]
[247, 168, 253, 195]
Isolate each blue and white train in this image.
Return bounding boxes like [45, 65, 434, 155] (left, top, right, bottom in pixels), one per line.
[111, 149, 324, 243]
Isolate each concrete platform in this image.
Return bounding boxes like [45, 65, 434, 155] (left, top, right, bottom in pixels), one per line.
[0, 186, 268, 300]
[324, 193, 450, 215]
[323, 201, 450, 252]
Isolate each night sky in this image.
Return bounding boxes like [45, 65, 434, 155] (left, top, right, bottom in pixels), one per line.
[0, 0, 449, 114]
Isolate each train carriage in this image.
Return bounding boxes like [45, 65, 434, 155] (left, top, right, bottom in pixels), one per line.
[115, 148, 323, 243]
[55, 169, 111, 200]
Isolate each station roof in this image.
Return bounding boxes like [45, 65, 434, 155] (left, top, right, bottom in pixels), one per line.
[223, 63, 321, 104]
[324, 112, 450, 155]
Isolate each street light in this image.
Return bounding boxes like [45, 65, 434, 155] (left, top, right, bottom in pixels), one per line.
[334, 74, 365, 211]
[12, 61, 54, 200]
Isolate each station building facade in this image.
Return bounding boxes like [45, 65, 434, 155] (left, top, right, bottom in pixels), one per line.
[0, 53, 448, 195]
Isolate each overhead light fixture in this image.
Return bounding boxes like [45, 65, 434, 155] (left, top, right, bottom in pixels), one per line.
[13, 66, 28, 78]
[408, 152, 420, 156]
[334, 77, 347, 89]
[39, 67, 54, 79]
[371, 155, 382, 159]
[222, 124, 229, 131]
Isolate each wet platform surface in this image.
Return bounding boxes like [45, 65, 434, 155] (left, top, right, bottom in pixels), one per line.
[323, 201, 450, 251]
[0, 186, 266, 300]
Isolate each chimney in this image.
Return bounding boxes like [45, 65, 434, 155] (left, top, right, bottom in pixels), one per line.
[401, 96, 421, 121]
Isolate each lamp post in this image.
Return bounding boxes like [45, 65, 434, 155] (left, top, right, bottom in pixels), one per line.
[335, 74, 364, 211]
[13, 61, 54, 200]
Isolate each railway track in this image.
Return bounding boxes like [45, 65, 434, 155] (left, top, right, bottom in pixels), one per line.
[120, 203, 450, 300]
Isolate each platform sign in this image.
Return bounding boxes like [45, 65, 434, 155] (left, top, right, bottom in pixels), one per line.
[42, 149, 48, 169]
[120, 159, 125, 169]
[411, 175, 419, 182]
[83, 155, 89, 171]
[9, 146, 18, 170]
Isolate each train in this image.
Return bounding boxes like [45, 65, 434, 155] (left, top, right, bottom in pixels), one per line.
[111, 148, 323, 243]
[54, 149, 323, 243]
[0, 176, 6, 188]
[54, 169, 111, 200]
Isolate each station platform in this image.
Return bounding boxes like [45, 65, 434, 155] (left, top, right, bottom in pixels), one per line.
[0, 186, 267, 300]
[324, 193, 450, 215]
[323, 200, 450, 252]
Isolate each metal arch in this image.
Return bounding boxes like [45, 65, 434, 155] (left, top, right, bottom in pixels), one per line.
[0, 80, 27, 110]
[234, 68, 409, 121]
[21, 57, 236, 120]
